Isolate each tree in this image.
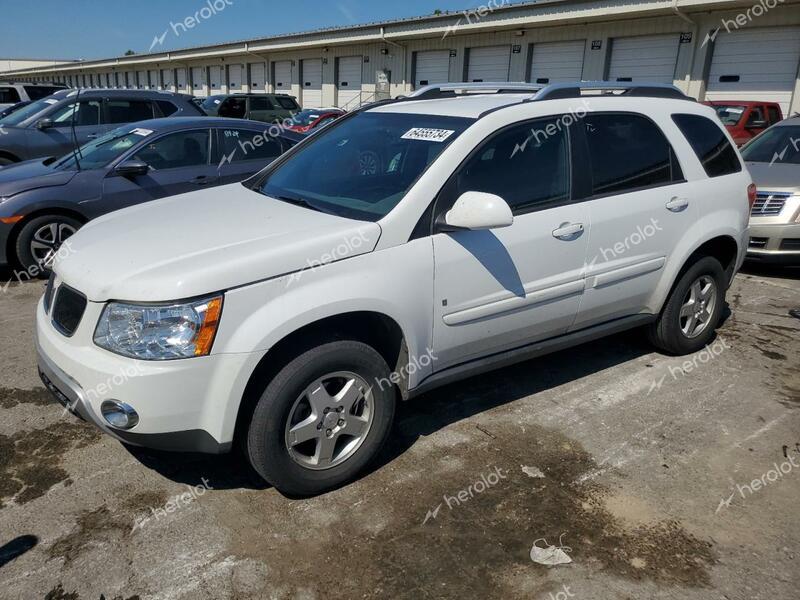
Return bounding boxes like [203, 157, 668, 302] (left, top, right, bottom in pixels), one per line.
[124, 50, 136, 56]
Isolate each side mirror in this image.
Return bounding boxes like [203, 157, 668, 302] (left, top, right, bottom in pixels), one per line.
[443, 191, 514, 231]
[114, 159, 150, 177]
[36, 118, 54, 130]
[747, 119, 768, 129]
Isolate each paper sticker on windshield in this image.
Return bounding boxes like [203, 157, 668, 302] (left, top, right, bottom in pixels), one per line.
[130, 128, 153, 137]
[401, 128, 455, 143]
[44, 99, 58, 105]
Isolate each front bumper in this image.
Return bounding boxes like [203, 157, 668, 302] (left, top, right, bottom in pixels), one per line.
[746, 222, 800, 265]
[35, 295, 261, 454]
[0, 220, 13, 266]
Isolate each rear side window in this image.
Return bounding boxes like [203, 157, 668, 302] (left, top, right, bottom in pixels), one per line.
[156, 100, 179, 117]
[250, 96, 274, 111]
[0, 87, 21, 103]
[767, 106, 781, 124]
[583, 113, 682, 196]
[220, 129, 282, 163]
[106, 99, 155, 124]
[134, 130, 210, 170]
[276, 96, 298, 110]
[672, 114, 742, 178]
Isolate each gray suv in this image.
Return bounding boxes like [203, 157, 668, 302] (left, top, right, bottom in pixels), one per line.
[0, 81, 66, 110]
[740, 116, 800, 264]
[0, 89, 204, 165]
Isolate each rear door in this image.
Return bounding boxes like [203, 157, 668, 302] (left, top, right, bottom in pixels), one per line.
[431, 116, 589, 370]
[102, 128, 217, 210]
[571, 112, 693, 330]
[216, 127, 284, 184]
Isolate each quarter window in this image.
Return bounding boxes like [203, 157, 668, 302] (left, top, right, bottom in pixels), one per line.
[583, 113, 680, 196]
[133, 130, 210, 170]
[220, 129, 282, 163]
[672, 114, 742, 177]
[456, 118, 570, 213]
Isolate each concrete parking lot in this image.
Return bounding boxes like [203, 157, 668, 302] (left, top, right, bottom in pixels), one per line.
[0, 265, 797, 600]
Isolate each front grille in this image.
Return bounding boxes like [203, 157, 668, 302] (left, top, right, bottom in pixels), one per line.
[43, 273, 55, 314]
[749, 237, 769, 249]
[780, 239, 800, 251]
[751, 192, 790, 216]
[51, 285, 87, 337]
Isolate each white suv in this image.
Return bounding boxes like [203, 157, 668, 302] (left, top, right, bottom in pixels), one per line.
[36, 82, 752, 495]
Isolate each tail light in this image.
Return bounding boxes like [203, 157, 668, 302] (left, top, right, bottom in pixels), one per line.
[747, 184, 757, 210]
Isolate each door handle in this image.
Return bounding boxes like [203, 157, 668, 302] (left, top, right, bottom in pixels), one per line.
[666, 197, 690, 212]
[87, 134, 99, 139]
[191, 176, 211, 186]
[552, 222, 585, 240]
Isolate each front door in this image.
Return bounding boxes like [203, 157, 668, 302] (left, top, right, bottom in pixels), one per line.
[432, 117, 589, 370]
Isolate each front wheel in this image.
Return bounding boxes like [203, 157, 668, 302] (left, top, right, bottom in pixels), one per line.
[14, 215, 81, 276]
[648, 256, 727, 355]
[246, 340, 396, 496]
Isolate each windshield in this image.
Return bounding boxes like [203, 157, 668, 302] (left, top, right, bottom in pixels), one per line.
[258, 111, 473, 221]
[741, 125, 800, 164]
[201, 95, 225, 109]
[52, 126, 148, 170]
[0, 97, 60, 126]
[713, 105, 747, 126]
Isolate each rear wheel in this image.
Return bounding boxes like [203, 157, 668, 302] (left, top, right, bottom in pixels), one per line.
[246, 340, 396, 496]
[648, 256, 727, 355]
[14, 215, 81, 276]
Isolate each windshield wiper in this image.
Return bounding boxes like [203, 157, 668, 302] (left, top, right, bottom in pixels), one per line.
[276, 195, 329, 214]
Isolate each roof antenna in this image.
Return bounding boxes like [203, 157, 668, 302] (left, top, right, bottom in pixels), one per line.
[69, 86, 83, 171]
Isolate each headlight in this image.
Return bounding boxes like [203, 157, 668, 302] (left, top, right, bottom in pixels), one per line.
[94, 295, 223, 360]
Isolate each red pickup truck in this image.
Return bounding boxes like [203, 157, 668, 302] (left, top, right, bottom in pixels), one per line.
[703, 101, 784, 146]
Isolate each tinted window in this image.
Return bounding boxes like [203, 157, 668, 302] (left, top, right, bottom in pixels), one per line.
[220, 129, 282, 163]
[49, 100, 102, 127]
[219, 98, 247, 119]
[456, 118, 569, 213]
[156, 100, 179, 117]
[0, 87, 21, 103]
[24, 86, 63, 100]
[584, 114, 678, 195]
[673, 114, 742, 176]
[713, 104, 746, 126]
[106, 99, 154, 124]
[746, 107, 764, 126]
[134, 130, 210, 170]
[276, 96, 298, 110]
[767, 106, 781, 124]
[249, 96, 274, 111]
[740, 125, 800, 165]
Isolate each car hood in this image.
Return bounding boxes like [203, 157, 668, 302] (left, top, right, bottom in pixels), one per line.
[54, 183, 381, 302]
[0, 159, 75, 196]
[745, 162, 800, 192]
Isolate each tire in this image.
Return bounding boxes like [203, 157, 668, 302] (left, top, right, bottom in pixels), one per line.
[0, 157, 16, 167]
[246, 340, 396, 496]
[648, 256, 727, 355]
[14, 215, 81, 276]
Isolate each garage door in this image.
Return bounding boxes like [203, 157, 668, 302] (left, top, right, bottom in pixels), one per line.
[706, 27, 800, 116]
[249, 63, 266, 92]
[161, 68, 174, 91]
[149, 70, 159, 89]
[415, 50, 451, 87]
[228, 64, 243, 92]
[529, 40, 586, 84]
[209, 66, 223, 93]
[176, 68, 188, 93]
[467, 46, 511, 82]
[337, 56, 363, 109]
[191, 67, 206, 95]
[302, 58, 323, 108]
[608, 34, 680, 83]
[273, 61, 292, 91]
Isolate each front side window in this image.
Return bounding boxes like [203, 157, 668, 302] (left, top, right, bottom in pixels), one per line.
[258, 112, 472, 221]
[220, 129, 282, 162]
[49, 100, 102, 127]
[455, 118, 570, 213]
[106, 99, 155, 124]
[741, 125, 800, 165]
[673, 114, 742, 176]
[133, 130, 210, 170]
[584, 113, 678, 196]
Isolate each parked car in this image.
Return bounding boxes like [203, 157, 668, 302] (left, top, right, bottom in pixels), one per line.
[739, 116, 800, 264]
[285, 108, 345, 133]
[0, 117, 298, 272]
[36, 82, 751, 496]
[0, 89, 204, 166]
[0, 81, 67, 110]
[201, 93, 300, 123]
[704, 100, 783, 146]
[0, 100, 32, 120]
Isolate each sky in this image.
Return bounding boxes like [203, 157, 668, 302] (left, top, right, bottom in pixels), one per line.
[0, 0, 506, 60]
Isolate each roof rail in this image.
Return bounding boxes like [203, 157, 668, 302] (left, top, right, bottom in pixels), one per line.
[409, 82, 544, 100]
[531, 81, 690, 101]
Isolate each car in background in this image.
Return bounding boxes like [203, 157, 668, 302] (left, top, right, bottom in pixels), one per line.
[0, 82, 67, 110]
[739, 117, 800, 264]
[0, 117, 298, 272]
[285, 108, 344, 133]
[0, 89, 204, 166]
[0, 100, 32, 120]
[201, 93, 300, 124]
[705, 100, 783, 146]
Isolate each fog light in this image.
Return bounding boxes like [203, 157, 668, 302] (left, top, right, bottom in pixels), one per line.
[101, 400, 139, 430]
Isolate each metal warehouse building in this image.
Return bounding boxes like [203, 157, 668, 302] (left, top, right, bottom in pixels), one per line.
[5, 0, 800, 114]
